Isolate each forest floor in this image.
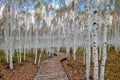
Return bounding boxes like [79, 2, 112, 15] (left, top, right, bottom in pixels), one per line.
[62, 47, 120, 80]
[0, 47, 120, 80]
[0, 51, 52, 80]
[0, 62, 38, 80]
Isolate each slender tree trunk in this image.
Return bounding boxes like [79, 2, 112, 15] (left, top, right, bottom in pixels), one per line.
[99, 11, 102, 61]
[92, 23, 98, 80]
[100, 25, 107, 80]
[19, 25, 21, 63]
[9, 24, 13, 69]
[4, 23, 9, 63]
[5, 49, 9, 63]
[9, 45, 13, 69]
[85, 30, 91, 80]
[5, 36, 9, 63]
[92, 8, 99, 80]
[100, 1, 110, 79]
[38, 49, 43, 67]
[34, 28, 38, 64]
[24, 48, 26, 61]
[24, 31, 27, 61]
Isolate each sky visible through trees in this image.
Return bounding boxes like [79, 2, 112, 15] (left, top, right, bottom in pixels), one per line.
[0, 0, 116, 12]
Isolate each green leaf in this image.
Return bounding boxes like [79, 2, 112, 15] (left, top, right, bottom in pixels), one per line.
[35, 1, 41, 8]
[72, 0, 74, 9]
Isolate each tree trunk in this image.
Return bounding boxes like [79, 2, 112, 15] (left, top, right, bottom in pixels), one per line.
[100, 1, 110, 79]
[38, 49, 43, 67]
[92, 8, 99, 80]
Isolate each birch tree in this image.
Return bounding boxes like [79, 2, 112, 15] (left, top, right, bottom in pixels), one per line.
[34, 2, 41, 64]
[92, 0, 99, 79]
[100, 0, 110, 80]
[85, 0, 91, 79]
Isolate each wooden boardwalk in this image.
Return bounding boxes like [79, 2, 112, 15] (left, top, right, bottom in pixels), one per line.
[34, 53, 69, 80]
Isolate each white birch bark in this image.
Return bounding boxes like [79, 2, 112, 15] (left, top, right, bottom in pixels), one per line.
[9, 1, 14, 69]
[100, 24, 107, 80]
[4, 29, 9, 63]
[24, 31, 27, 61]
[9, 22, 13, 69]
[5, 49, 9, 63]
[98, 11, 102, 61]
[19, 23, 21, 63]
[85, 0, 91, 79]
[92, 23, 98, 80]
[9, 41, 13, 69]
[100, 1, 110, 80]
[34, 27, 38, 64]
[38, 49, 43, 67]
[92, 1, 99, 79]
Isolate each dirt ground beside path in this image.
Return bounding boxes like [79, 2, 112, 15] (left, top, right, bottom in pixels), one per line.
[62, 53, 89, 80]
[62, 48, 120, 80]
[0, 50, 52, 80]
[0, 62, 38, 80]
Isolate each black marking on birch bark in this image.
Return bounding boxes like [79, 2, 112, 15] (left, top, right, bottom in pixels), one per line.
[105, 9, 107, 11]
[93, 42, 96, 44]
[94, 45, 96, 47]
[93, 34, 96, 36]
[104, 42, 107, 44]
[94, 10, 97, 14]
[93, 22, 97, 25]
[106, 25, 109, 27]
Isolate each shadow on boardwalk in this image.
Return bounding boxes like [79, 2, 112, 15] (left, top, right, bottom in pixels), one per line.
[34, 53, 69, 80]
